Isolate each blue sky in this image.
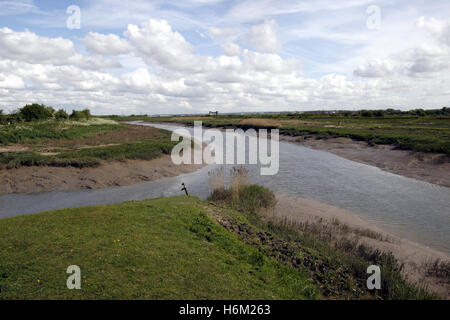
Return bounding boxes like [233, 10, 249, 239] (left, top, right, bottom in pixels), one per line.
[0, 0, 450, 114]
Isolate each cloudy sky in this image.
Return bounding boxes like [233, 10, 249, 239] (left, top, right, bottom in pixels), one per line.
[0, 0, 449, 115]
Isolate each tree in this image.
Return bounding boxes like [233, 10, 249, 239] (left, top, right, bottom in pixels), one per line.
[360, 110, 374, 117]
[55, 109, 69, 120]
[70, 109, 92, 121]
[19, 103, 53, 121]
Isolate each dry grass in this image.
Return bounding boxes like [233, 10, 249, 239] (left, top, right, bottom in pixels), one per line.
[171, 116, 214, 121]
[239, 118, 281, 127]
[259, 199, 394, 247]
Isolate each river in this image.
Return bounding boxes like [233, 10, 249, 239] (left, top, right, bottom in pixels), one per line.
[0, 122, 449, 254]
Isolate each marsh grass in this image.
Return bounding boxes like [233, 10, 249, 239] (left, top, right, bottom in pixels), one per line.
[0, 120, 177, 169]
[208, 167, 275, 214]
[207, 179, 438, 299]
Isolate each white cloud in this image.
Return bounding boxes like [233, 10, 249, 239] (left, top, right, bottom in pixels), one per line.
[124, 19, 204, 72]
[0, 73, 24, 89]
[0, 0, 37, 16]
[209, 26, 237, 38]
[0, 27, 121, 70]
[221, 42, 242, 56]
[82, 32, 132, 55]
[245, 19, 281, 53]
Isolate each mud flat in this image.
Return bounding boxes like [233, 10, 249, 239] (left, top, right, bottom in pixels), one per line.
[267, 194, 450, 299]
[282, 135, 450, 188]
[0, 155, 203, 194]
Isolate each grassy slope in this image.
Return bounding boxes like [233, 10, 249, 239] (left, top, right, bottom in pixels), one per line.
[0, 119, 177, 169]
[0, 196, 317, 300]
[113, 114, 450, 155]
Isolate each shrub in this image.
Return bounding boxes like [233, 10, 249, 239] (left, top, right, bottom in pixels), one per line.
[19, 103, 53, 121]
[70, 109, 91, 120]
[208, 183, 276, 214]
[54, 109, 69, 120]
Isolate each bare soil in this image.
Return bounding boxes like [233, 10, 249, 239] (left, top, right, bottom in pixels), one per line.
[0, 155, 203, 194]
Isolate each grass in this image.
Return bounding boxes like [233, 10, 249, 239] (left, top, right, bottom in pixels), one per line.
[114, 113, 450, 156]
[0, 196, 317, 300]
[204, 169, 438, 299]
[0, 119, 178, 169]
[0, 118, 123, 146]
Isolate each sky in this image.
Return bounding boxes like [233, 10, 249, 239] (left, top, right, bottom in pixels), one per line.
[0, 0, 449, 115]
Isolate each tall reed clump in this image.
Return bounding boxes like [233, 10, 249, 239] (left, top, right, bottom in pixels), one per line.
[207, 167, 276, 214]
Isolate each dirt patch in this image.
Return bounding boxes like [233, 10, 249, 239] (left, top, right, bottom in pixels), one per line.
[0, 155, 204, 194]
[0, 145, 30, 153]
[283, 135, 450, 188]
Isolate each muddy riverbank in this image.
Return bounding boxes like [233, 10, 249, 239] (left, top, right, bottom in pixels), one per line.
[0, 155, 203, 194]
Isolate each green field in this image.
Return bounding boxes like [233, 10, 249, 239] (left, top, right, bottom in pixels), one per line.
[108, 111, 450, 156]
[0, 196, 317, 300]
[0, 119, 177, 169]
[0, 192, 436, 300]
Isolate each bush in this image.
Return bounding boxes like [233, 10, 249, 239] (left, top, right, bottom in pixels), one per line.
[19, 103, 53, 121]
[208, 184, 276, 214]
[54, 109, 69, 120]
[70, 109, 92, 121]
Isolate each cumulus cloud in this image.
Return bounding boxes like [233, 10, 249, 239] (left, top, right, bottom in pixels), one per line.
[354, 17, 450, 79]
[82, 32, 132, 55]
[1, 12, 450, 114]
[0, 27, 120, 70]
[124, 19, 204, 72]
[245, 19, 282, 53]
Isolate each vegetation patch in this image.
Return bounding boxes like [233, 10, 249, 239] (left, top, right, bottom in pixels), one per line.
[0, 197, 317, 300]
[205, 170, 439, 299]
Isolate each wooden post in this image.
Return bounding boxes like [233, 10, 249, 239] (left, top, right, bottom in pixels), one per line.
[181, 183, 189, 196]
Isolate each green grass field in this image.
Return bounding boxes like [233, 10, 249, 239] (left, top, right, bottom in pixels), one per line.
[110, 113, 450, 156]
[0, 196, 317, 300]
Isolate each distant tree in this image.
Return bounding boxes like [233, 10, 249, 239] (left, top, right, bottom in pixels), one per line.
[360, 110, 374, 117]
[19, 103, 53, 121]
[412, 109, 426, 117]
[55, 109, 69, 120]
[46, 106, 55, 117]
[373, 110, 384, 117]
[70, 109, 91, 121]
[80, 109, 91, 119]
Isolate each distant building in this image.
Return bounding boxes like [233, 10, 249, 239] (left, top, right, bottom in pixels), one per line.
[209, 111, 219, 116]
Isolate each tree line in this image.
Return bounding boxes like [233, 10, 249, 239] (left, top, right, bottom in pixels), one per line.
[0, 104, 92, 124]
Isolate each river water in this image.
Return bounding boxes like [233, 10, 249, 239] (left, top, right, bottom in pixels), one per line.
[0, 122, 449, 254]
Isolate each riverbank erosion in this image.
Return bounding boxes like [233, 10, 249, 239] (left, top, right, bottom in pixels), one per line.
[0, 193, 444, 300]
[0, 155, 203, 194]
[0, 120, 204, 194]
